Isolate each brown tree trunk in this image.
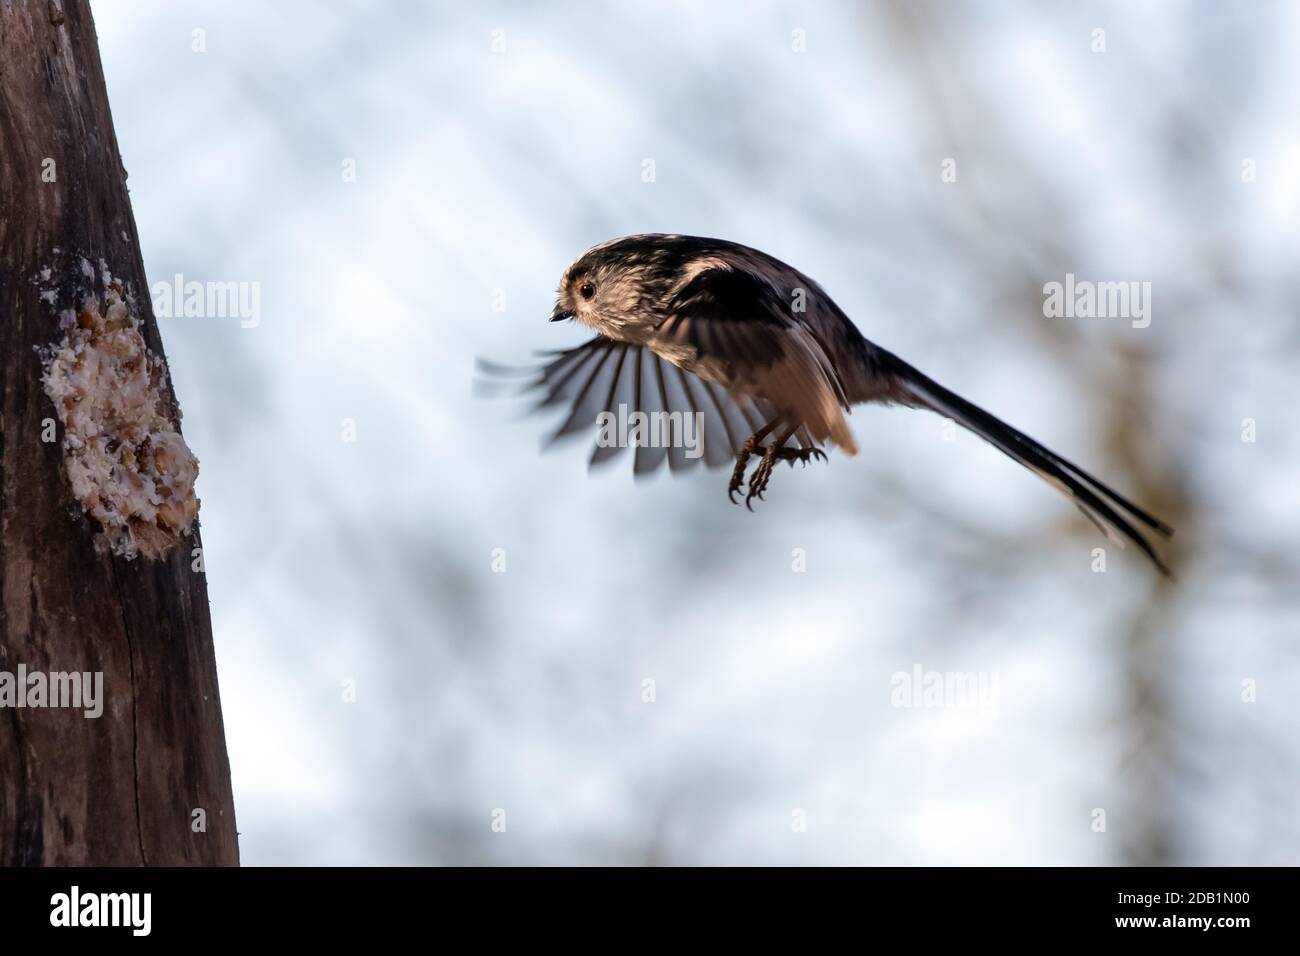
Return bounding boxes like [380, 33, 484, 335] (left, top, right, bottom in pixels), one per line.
[0, 1, 238, 864]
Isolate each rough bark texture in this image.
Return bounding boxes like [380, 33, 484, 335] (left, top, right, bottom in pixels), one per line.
[0, 0, 238, 864]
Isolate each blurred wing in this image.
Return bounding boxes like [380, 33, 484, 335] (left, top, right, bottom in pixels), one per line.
[476, 336, 814, 475]
[655, 266, 857, 453]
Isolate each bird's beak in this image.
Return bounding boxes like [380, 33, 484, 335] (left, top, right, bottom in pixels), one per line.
[549, 304, 573, 323]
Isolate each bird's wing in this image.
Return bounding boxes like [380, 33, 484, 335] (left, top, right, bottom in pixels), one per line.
[476, 336, 816, 475]
[654, 265, 858, 454]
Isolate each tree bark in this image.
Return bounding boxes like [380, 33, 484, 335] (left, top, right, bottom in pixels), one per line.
[0, 0, 238, 864]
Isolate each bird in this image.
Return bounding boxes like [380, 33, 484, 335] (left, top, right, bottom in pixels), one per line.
[479, 234, 1173, 573]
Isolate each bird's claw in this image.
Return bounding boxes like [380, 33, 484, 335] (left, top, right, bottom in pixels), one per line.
[727, 443, 754, 503]
[775, 446, 827, 468]
[730, 440, 826, 508]
[745, 450, 777, 508]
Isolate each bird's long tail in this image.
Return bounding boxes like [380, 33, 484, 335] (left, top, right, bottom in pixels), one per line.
[878, 351, 1173, 574]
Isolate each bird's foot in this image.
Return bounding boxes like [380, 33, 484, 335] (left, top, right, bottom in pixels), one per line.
[773, 446, 827, 468]
[727, 437, 759, 504]
[745, 444, 780, 510]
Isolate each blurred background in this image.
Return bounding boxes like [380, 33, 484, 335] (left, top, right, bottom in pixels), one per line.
[91, 0, 1298, 865]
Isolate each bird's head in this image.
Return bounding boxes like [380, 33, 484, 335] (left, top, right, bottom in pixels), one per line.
[549, 235, 678, 333]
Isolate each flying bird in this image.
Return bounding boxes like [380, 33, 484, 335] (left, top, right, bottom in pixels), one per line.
[480, 234, 1173, 573]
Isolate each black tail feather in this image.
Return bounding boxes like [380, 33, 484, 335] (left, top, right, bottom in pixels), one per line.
[881, 353, 1173, 575]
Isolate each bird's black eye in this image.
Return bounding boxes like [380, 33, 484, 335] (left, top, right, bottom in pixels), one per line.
[579, 281, 596, 301]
